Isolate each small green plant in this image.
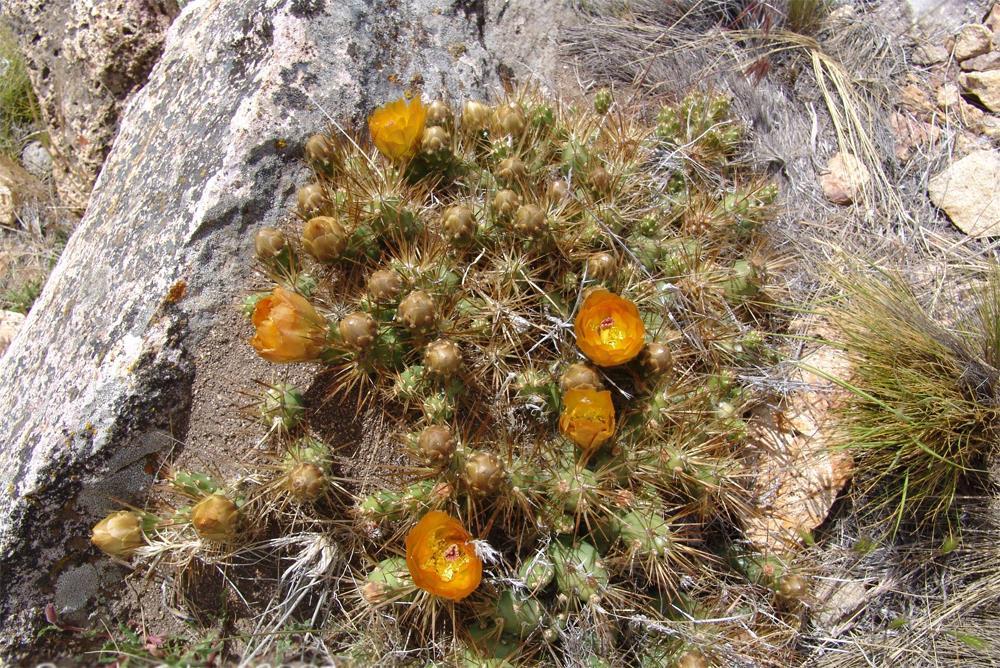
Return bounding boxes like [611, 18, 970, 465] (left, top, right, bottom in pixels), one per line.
[96, 624, 221, 667]
[0, 22, 40, 160]
[1, 277, 41, 313]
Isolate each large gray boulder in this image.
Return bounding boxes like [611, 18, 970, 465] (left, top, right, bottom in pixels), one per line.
[1, 0, 180, 214]
[0, 0, 564, 659]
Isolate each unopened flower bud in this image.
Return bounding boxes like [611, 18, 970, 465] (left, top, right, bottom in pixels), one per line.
[462, 100, 491, 131]
[675, 650, 709, 668]
[297, 183, 328, 218]
[641, 342, 673, 375]
[442, 205, 475, 243]
[464, 451, 505, 495]
[421, 126, 450, 154]
[302, 216, 348, 262]
[493, 189, 521, 218]
[513, 204, 546, 237]
[589, 166, 611, 193]
[560, 363, 603, 392]
[368, 269, 403, 302]
[91, 510, 145, 558]
[593, 88, 613, 115]
[424, 339, 462, 377]
[547, 179, 569, 202]
[254, 228, 287, 262]
[586, 252, 616, 280]
[305, 133, 336, 165]
[418, 425, 456, 463]
[397, 290, 437, 330]
[778, 574, 808, 601]
[339, 312, 378, 350]
[496, 157, 526, 184]
[496, 104, 526, 136]
[426, 100, 453, 127]
[285, 462, 326, 501]
[191, 495, 240, 543]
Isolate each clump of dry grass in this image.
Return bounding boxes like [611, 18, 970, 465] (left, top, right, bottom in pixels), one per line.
[825, 267, 1000, 534]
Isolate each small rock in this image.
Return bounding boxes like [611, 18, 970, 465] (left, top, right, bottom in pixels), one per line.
[820, 152, 871, 205]
[812, 579, 869, 635]
[960, 49, 1000, 71]
[960, 70, 1000, 111]
[937, 82, 963, 108]
[928, 150, 1000, 237]
[889, 111, 942, 160]
[0, 310, 26, 355]
[0, 185, 13, 227]
[912, 43, 949, 65]
[986, 3, 1000, 33]
[20, 141, 52, 179]
[899, 83, 936, 117]
[954, 24, 994, 61]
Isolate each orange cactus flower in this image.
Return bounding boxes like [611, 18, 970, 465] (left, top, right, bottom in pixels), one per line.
[368, 97, 427, 162]
[251, 287, 328, 363]
[559, 388, 616, 452]
[405, 511, 482, 601]
[574, 289, 646, 367]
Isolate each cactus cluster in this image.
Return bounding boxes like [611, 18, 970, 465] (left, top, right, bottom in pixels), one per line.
[92, 89, 805, 665]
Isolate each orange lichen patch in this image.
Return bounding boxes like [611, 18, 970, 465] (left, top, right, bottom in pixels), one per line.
[250, 287, 328, 363]
[574, 289, 645, 367]
[368, 97, 427, 162]
[559, 388, 616, 452]
[405, 511, 482, 601]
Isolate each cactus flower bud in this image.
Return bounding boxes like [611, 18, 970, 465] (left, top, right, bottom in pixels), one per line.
[513, 204, 546, 237]
[417, 424, 456, 464]
[426, 99, 453, 127]
[441, 205, 475, 243]
[777, 573, 808, 601]
[496, 104, 527, 136]
[191, 495, 240, 543]
[91, 510, 145, 558]
[676, 650, 709, 668]
[285, 462, 326, 501]
[464, 450, 505, 495]
[302, 216, 348, 263]
[421, 125, 451, 154]
[462, 100, 491, 132]
[496, 157, 526, 184]
[423, 339, 462, 378]
[368, 269, 403, 302]
[397, 290, 437, 331]
[588, 166, 611, 193]
[641, 342, 673, 375]
[297, 183, 328, 218]
[594, 88, 613, 115]
[559, 363, 603, 392]
[547, 178, 569, 202]
[586, 252, 616, 281]
[339, 311, 378, 351]
[304, 133, 336, 166]
[492, 189, 521, 218]
[254, 228, 287, 262]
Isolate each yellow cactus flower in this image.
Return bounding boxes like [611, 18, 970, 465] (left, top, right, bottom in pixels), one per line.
[405, 511, 482, 601]
[251, 287, 328, 363]
[559, 388, 616, 452]
[91, 510, 145, 558]
[368, 97, 427, 162]
[574, 289, 646, 367]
